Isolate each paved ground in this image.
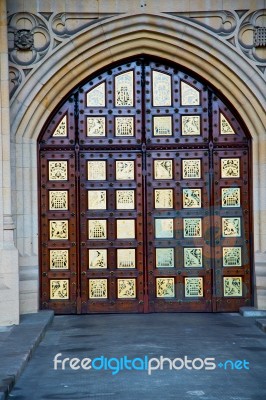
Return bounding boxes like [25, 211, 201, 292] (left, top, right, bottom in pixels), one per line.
[5, 313, 266, 400]
[0, 311, 54, 400]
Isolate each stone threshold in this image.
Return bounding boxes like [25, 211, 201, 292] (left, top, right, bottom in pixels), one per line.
[239, 306, 266, 317]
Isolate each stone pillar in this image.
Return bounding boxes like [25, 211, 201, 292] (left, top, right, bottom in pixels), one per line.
[254, 135, 266, 309]
[0, 0, 19, 325]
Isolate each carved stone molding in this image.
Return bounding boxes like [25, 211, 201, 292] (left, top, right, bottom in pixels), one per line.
[9, 66, 22, 98]
[8, 10, 265, 99]
[8, 13, 50, 65]
[238, 9, 266, 69]
[8, 12, 121, 98]
[167, 10, 238, 36]
[169, 9, 266, 75]
[51, 12, 118, 38]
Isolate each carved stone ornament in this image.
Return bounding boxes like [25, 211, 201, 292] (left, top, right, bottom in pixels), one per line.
[8, 9, 265, 100]
[8, 13, 50, 65]
[254, 27, 266, 48]
[14, 29, 34, 50]
[8, 11, 120, 98]
[170, 9, 266, 74]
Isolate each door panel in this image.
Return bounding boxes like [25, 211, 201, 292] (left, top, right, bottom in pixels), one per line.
[79, 151, 144, 313]
[39, 58, 252, 314]
[146, 150, 212, 312]
[144, 62, 210, 147]
[78, 62, 143, 149]
[39, 151, 77, 314]
[212, 149, 251, 311]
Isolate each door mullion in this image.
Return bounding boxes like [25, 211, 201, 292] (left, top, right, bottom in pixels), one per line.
[75, 148, 81, 313]
[141, 146, 149, 312]
[209, 147, 217, 312]
[208, 90, 217, 312]
[141, 59, 150, 312]
[74, 91, 82, 314]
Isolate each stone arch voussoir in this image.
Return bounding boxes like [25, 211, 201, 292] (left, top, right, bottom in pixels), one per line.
[10, 13, 265, 142]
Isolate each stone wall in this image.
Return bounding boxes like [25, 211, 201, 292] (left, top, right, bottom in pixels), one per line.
[0, 0, 265, 323]
[0, 0, 19, 325]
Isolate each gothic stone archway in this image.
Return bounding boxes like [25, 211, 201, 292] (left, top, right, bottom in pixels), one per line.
[38, 58, 252, 314]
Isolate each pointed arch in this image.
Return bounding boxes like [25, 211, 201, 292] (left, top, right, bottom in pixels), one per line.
[10, 13, 265, 142]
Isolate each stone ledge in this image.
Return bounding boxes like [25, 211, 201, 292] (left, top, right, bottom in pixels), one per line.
[256, 319, 266, 333]
[0, 310, 54, 400]
[239, 306, 266, 317]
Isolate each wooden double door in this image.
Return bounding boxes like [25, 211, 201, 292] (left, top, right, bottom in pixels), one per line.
[39, 59, 252, 313]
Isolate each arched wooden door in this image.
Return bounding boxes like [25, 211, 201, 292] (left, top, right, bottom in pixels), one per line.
[39, 58, 252, 314]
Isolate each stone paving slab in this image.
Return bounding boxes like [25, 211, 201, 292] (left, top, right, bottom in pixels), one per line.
[6, 313, 266, 400]
[0, 311, 54, 400]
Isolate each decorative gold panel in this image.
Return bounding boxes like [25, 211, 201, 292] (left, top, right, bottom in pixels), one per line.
[181, 81, 200, 105]
[221, 158, 240, 178]
[88, 249, 107, 269]
[183, 218, 202, 238]
[115, 117, 134, 136]
[87, 161, 106, 180]
[152, 71, 171, 106]
[115, 71, 134, 107]
[116, 190, 135, 210]
[185, 277, 203, 297]
[88, 220, 107, 239]
[181, 116, 201, 136]
[182, 159, 201, 179]
[117, 249, 136, 269]
[183, 189, 201, 208]
[154, 189, 173, 209]
[153, 116, 172, 136]
[49, 220, 68, 240]
[220, 113, 235, 134]
[184, 248, 203, 268]
[224, 277, 242, 297]
[50, 280, 69, 300]
[87, 82, 105, 107]
[116, 161, 134, 180]
[88, 190, 106, 210]
[87, 117, 106, 137]
[50, 250, 69, 269]
[156, 248, 174, 268]
[49, 161, 68, 181]
[222, 217, 241, 237]
[223, 247, 242, 267]
[89, 279, 108, 299]
[117, 219, 135, 239]
[53, 115, 67, 137]
[156, 278, 175, 298]
[117, 279, 136, 298]
[222, 188, 240, 207]
[49, 191, 68, 210]
[154, 160, 173, 179]
[155, 219, 174, 238]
